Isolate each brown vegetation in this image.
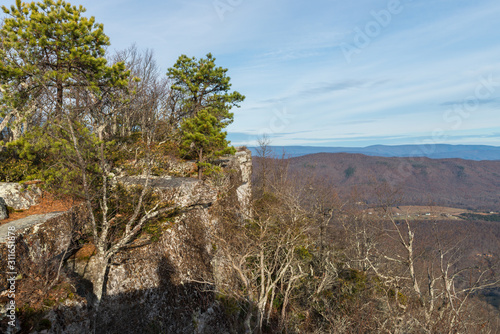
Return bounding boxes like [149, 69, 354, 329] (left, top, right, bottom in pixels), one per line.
[261, 153, 500, 211]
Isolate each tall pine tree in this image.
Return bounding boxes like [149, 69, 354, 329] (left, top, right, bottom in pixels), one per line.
[168, 53, 244, 179]
[0, 0, 129, 139]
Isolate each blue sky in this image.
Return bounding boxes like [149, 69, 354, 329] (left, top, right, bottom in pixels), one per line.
[72, 1, 499, 146]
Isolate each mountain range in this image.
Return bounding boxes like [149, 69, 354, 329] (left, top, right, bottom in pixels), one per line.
[249, 144, 500, 161]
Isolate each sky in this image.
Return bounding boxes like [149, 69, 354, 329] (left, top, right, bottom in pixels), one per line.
[33, 0, 500, 147]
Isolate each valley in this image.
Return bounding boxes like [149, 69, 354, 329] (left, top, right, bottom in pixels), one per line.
[272, 152, 500, 211]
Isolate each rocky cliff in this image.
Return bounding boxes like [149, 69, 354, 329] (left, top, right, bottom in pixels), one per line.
[0, 149, 252, 334]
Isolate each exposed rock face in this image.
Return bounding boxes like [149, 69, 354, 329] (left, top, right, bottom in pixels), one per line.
[0, 149, 252, 333]
[0, 182, 41, 210]
[67, 206, 230, 333]
[117, 175, 218, 208]
[163, 158, 198, 177]
[0, 197, 7, 220]
[0, 209, 84, 287]
[218, 148, 252, 216]
[38, 299, 90, 334]
[64, 175, 230, 333]
[0, 212, 66, 243]
[0, 207, 88, 334]
[234, 149, 252, 216]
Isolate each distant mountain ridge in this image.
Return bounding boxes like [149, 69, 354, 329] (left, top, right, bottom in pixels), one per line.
[259, 153, 500, 211]
[249, 144, 500, 161]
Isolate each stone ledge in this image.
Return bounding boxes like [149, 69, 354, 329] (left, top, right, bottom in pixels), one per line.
[117, 176, 218, 208]
[0, 212, 66, 244]
[117, 175, 199, 189]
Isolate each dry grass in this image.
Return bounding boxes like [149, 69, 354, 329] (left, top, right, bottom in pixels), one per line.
[1, 192, 77, 225]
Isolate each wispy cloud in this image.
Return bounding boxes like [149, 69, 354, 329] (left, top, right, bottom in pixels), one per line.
[77, 0, 500, 147]
[440, 98, 499, 107]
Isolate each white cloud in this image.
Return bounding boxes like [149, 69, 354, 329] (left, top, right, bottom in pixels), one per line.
[74, 0, 500, 146]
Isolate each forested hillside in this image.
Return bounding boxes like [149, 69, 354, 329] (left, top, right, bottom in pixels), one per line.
[273, 153, 500, 211]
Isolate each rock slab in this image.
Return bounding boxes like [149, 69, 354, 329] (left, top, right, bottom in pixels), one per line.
[0, 182, 41, 210]
[0, 212, 65, 243]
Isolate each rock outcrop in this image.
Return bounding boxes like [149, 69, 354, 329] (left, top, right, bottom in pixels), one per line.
[0, 212, 66, 244]
[0, 209, 84, 286]
[0, 149, 252, 334]
[234, 149, 252, 215]
[0, 183, 41, 210]
[218, 148, 252, 215]
[117, 175, 218, 208]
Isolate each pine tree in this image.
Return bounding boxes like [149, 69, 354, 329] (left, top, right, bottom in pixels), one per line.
[180, 109, 235, 179]
[0, 0, 129, 139]
[167, 53, 245, 123]
[168, 53, 244, 179]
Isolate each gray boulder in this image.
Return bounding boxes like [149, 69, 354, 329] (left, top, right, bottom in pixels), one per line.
[0, 182, 41, 210]
[0, 197, 7, 220]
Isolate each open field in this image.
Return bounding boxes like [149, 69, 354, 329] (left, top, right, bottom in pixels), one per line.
[363, 205, 499, 221]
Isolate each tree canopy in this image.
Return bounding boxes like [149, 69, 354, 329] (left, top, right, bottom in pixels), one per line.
[180, 109, 235, 179]
[0, 0, 129, 140]
[167, 53, 244, 123]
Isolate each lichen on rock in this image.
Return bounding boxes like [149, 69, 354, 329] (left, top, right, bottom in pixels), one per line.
[0, 182, 42, 210]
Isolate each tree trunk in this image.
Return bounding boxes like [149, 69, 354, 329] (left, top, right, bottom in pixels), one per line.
[57, 79, 63, 117]
[56, 55, 63, 118]
[0, 111, 14, 141]
[93, 255, 109, 303]
[92, 255, 109, 334]
[11, 120, 22, 141]
[198, 148, 203, 179]
[244, 306, 253, 334]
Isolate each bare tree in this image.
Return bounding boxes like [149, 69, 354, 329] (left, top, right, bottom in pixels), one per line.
[107, 45, 172, 139]
[210, 142, 334, 333]
[359, 205, 500, 333]
[214, 193, 311, 332]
